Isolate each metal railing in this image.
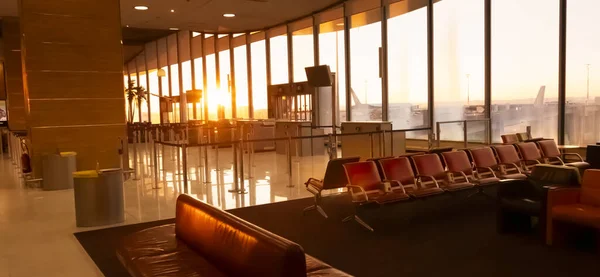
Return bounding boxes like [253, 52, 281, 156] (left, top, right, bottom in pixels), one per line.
[436, 118, 491, 148]
[133, 124, 432, 196]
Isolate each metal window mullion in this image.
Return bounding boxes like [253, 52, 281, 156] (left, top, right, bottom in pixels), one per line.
[177, 32, 186, 123]
[215, 36, 221, 119]
[344, 3, 352, 122]
[558, 0, 567, 144]
[246, 33, 254, 119]
[202, 33, 209, 121]
[381, 2, 389, 122]
[145, 46, 151, 123]
[484, 0, 492, 143]
[230, 36, 237, 119]
[190, 31, 197, 120]
[427, 0, 434, 131]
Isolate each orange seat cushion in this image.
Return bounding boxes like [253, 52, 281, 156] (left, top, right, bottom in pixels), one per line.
[552, 204, 600, 229]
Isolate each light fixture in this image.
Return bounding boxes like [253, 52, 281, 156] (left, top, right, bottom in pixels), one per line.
[170, 9, 175, 13]
[223, 13, 235, 18]
[157, 69, 166, 77]
[134, 6, 149, 10]
[169, 27, 179, 30]
[126, 25, 130, 27]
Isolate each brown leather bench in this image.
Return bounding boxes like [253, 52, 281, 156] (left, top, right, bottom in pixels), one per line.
[117, 194, 350, 277]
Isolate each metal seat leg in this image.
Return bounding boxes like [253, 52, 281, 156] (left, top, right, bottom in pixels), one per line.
[343, 215, 374, 232]
[303, 193, 328, 218]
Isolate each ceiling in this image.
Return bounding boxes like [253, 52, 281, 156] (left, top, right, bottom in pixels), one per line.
[120, 0, 342, 33]
[1, 0, 343, 33]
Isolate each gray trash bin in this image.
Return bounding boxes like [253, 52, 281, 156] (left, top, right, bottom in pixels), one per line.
[73, 168, 125, 227]
[42, 152, 77, 190]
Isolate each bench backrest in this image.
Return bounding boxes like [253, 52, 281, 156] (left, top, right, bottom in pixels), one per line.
[175, 194, 307, 277]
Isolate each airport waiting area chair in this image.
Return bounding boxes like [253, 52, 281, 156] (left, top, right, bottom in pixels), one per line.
[412, 154, 475, 192]
[469, 147, 527, 180]
[442, 150, 501, 186]
[343, 161, 411, 231]
[537, 140, 590, 172]
[501, 134, 519, 144]
[378, 157, 445, 198]
[546, 169, 600, 247]
[497, 164, 581, 240]
[516, 142, 545, 172]
[303, 156, 361, 218]
[493, 144, 530, 175]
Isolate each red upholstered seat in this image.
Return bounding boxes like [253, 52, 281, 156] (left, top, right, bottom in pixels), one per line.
[379, 157, 444, 198]
[470, 147, 527, 180]
[537, 140, 590, 170]
[501, 134, 519, 144]
[516, 142, 543, 172]
[412, 154, 474, 192]
[343, 161, 410, 205]
[493, 145, 529, 175]
[442, 150, 500, 186]
[547, 169, 600, 246]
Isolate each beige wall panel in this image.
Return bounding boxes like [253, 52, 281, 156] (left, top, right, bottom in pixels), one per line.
[26, 71, 124, 99]
[20, 0, 120, 21]
[22, 14, 121, 46]
[30, 124, 126, 176]
[28, 99, 125, 127]
[24, 43, 122, 72]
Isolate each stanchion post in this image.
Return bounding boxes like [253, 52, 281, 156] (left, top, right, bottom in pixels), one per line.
[132, 128, 139, 180]
[153, 141, 161, 189]
[203, 135, 211, 184]
[463, 120, 468, 149]
[380, 130, 384, 157]
[214, 129, 219, 171]
[238, 130, 246, 194]
[287, 136, 294, 188]
[182, 144, 189, 194]
[436, 122, 441, 147]
[230, 132, 240, 193]
[369, 133, 374, 158]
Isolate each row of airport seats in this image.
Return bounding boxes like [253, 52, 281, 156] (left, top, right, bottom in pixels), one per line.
[501, 132, 543, 144]
[304, 148, 526, 231]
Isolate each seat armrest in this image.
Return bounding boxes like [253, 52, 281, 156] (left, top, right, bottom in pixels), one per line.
[417, 175, 441, 189]
[347, 185, 369, 202]
[547, 187, 581, 210]
[448, 171, 470, 183]
[499, 163, 522, 174]
[476, 167, 497, 178]
[562, 152, 584, 162]
[385, 180, 406, 194]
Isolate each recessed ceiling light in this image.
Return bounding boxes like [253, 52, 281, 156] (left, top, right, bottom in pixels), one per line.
[169, 27, 179, 30]
[126, 25, 130, 27]
[134, 6, 149, 10]
[336, 23, 344, 26]
[223, 13, 236, 18]
[170, 9, 175, 13]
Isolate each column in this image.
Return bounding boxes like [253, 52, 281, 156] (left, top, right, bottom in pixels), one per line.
[2, 17, 26, 130]
[20, 0, 126, 175]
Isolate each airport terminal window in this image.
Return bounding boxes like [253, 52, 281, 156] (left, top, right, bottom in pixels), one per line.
[234, 44, 250, 118]
[434, 0, 484, 142]
[251, 38, 268, 119]
[565, 0, 600, 146]
[168, 35, 180, 97]
[292, 26, 314, 82]
[219, 49, 232, 119]
[387, 1, 428, 135]
[319, 18, 346, 122]
[206, 53, 218, 120]
[492, 0, 559, 142]
[269, 33, 289, 85]
[350, 8, 382, 121]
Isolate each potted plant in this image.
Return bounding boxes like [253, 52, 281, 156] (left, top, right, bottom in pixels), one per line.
[125, 81, 147, 123]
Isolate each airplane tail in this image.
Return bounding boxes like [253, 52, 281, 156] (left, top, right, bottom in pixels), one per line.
[350, 88, 362, 105]
[534, 86, 545, 108]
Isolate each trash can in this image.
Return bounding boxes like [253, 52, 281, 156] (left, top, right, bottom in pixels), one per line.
[42, 152, 77, 190]
[73, 168, 125, 227]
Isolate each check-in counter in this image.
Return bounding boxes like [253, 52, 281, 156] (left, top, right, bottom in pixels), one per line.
[341, 121, 406, 159]
[274, 121, 325, 157]
[237, 119, 276, 152]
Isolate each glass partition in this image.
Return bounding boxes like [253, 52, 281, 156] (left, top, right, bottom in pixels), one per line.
[492, 0, 559, 141]
[350, 8, 382, 121]
[251, 37, 268, 119]
[234, 43, 250, 118]
[319, 18, 346, 122]
[565, 0, 600, 146]
[219, 48, 232, 119]
[292, 26, 314, 82]
[434, 0, 484, 142]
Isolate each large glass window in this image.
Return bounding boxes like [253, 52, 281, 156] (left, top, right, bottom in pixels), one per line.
[350, 8, 382, 121]
[387, 2, 429, 133]
[137, 54, 149, 122]
[234, 43, 249, 118]
[251, 37, 268, 119]
[206, 54, 217, 120]
[292, 26, 314, 82]
[565, 0, 600, 145]
[492, 0, 559, 141]
[434, 0, 484, 142]
[319, 18, 346, 122]
[191, 35, 204, 121]
[168, 34, 180, 97]
[219, 48, 232, 119]
[269, 30, 289, 85]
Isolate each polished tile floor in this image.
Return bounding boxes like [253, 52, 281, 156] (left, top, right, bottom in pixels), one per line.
[0, 143, 331, 276]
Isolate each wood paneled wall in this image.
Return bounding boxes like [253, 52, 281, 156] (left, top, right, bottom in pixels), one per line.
[2, 17, 26, 130]
[20, 0, 126, 175]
